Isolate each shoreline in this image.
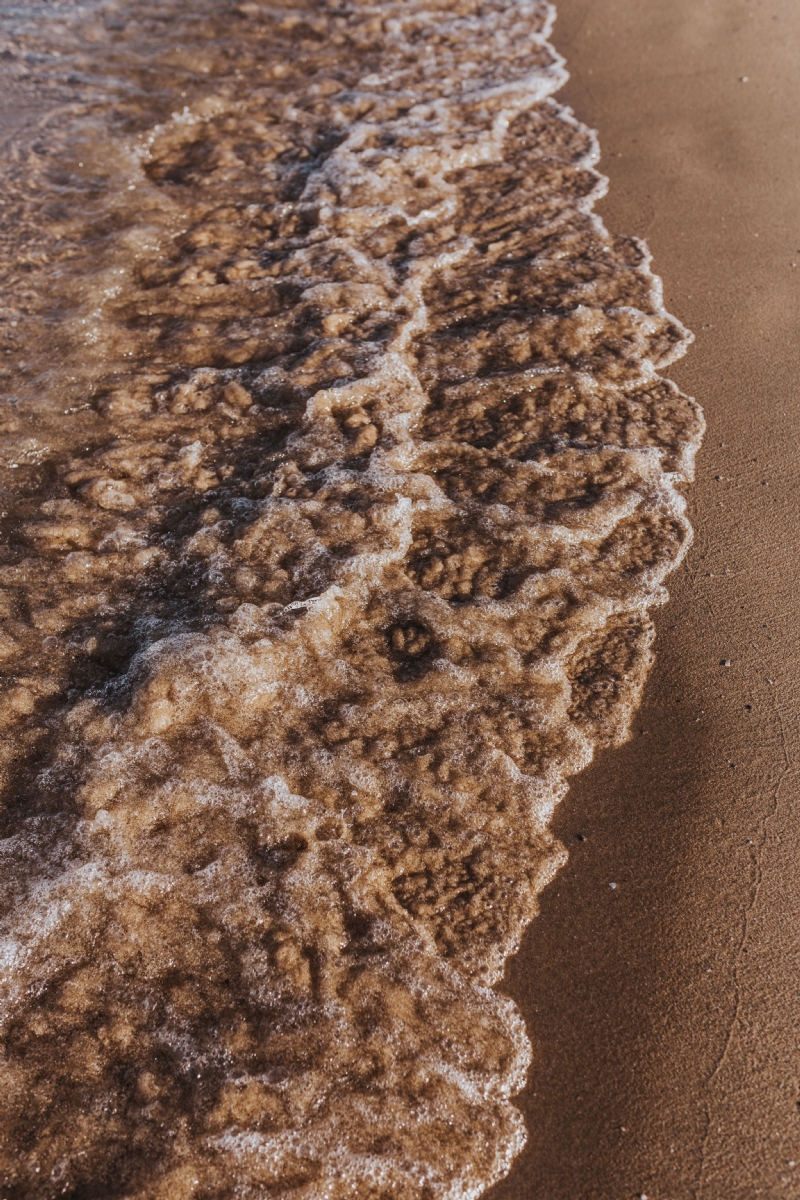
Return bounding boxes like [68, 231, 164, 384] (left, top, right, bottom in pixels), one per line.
[0, 4, 704, 1195]
[1, 1, 799, 1195]
[492, 0, 800, 1196]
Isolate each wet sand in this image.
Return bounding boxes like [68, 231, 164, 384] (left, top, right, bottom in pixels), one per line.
[1, 4, 706, 1195]
[493, 1, 800, 1197]
[0, 1, 796, 1196]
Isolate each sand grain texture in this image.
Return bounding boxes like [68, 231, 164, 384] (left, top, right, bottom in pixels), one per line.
[491, 1, 800, 1198]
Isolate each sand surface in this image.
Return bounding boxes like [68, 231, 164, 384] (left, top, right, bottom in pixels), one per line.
[0, 1, 797, 1196]
[492, 1, 800, 1197]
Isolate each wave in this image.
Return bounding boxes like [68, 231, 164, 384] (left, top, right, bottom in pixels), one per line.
[0, 1, 702, 1196]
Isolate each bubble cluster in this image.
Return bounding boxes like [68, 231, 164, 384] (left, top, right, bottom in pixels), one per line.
[0, 1, 702, 1196]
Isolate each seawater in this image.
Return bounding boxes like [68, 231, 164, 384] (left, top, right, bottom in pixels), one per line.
[0, 1, 703, 1196]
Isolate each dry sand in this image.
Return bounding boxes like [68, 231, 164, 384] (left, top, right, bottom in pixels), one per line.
[491, 1, 800, 1197]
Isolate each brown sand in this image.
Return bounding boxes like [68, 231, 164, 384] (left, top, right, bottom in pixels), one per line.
[0, 2, 795, 1196]
[491, 1, 800, 1197]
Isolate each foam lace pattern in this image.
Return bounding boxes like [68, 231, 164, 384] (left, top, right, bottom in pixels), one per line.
[0, 2, 703, 1196]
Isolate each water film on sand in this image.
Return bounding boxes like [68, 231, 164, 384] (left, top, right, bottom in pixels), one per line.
[0, 1, 702, 1195]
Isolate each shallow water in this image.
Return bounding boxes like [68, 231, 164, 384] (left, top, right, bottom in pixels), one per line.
[0, 2, 703, 1196]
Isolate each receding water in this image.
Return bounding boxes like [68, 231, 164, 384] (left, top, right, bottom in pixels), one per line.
[0, 1, 702, 1196]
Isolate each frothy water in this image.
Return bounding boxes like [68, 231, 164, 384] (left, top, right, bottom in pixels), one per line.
[0, 1, 703, 1196]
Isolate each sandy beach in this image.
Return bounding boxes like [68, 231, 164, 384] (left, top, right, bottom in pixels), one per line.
[492, 1, 800, 1197]
[0, 0, 797, 1196]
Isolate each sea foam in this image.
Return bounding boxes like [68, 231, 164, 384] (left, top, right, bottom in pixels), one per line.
[0, 1, 702, 1195]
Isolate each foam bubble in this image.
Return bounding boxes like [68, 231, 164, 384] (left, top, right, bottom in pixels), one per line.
[0, 1, 702, 1196]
